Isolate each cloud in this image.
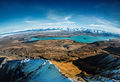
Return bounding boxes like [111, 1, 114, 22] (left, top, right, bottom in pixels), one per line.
[23, 19, 76, 30]
[64, 16, 71, 21]
[47, 10, 63, 21]
[47, 10, 75, 24]
[24, 21, 37, 24]
[23, 13, 120, 34]
[88, 18, 120, 34]
[95, 18, 117, 26]
[89, 24, 104, 27]
[64, 21, 75, 24]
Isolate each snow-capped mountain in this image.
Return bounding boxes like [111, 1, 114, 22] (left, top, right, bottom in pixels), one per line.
[58, 27, 120, 37]
[0, 27, 120, 38]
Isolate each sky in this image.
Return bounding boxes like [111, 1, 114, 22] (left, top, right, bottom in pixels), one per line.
[0, 0, 120, 34]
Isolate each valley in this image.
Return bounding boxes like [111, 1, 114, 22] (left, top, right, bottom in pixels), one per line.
[0, 31, 120, 82]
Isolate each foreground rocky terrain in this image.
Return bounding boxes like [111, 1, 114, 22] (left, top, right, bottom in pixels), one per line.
[0, 35, 120, 82]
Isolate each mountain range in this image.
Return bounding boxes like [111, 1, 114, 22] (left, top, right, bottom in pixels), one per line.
[0, 27, 120, 38]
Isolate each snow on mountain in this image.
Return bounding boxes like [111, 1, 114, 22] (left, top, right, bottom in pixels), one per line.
[0, 27, 120, 38]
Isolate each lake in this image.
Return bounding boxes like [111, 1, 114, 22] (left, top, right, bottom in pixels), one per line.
[29, 35, 116, 43]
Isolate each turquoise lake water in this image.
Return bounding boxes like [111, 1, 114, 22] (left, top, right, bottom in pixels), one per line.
[29, 35, 116, 43]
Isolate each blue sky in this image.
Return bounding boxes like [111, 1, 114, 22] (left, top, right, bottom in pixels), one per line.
[0, 0, 120, 34]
